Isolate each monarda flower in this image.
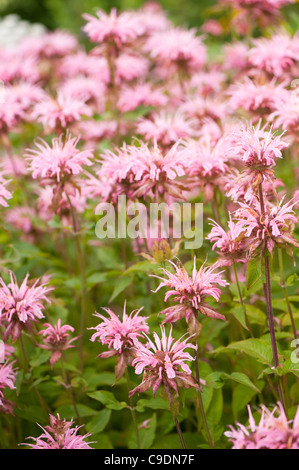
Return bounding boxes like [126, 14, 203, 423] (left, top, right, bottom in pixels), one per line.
[117, 83, 167, 113]
[0, 173, 12, 207]
[31, 91, 92, 132]
[183, 134, 230, 202]
[90, 303, 149, 380]
[207, 217, 249, 266]
[93, 139, 187, 202]
[26, 134, 94, 184]
[0, 272, 53, 342]
[82, 8, 142, 48]
[129, 325, 199, 399]
[0, 361, 16, 414]
[226, 121, 289, 201]
[225, 402, 299, 449]
[144, 27, 206, 75]
[248, 33, 299, 78]
[24, 414, 93, 449]
[152, 258, 228, 335]
[38, 319, 78, 367]
[137, 111, 197, 147]
[234, 197, 299, 256]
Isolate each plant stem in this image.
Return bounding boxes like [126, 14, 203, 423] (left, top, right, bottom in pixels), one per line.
[173, 415, 186, 449]
[194, 349, 214, 449]
[277, 248, 297, 340]
[259, 184, 288, 415]
[125, 369, 140, 449]
[233, 262, 253, 336]
[66, 194, 86, 372]
[60, 356, 82, 427]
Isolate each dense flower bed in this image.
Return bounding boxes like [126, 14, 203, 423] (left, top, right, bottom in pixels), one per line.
[0, 0, 299, 450]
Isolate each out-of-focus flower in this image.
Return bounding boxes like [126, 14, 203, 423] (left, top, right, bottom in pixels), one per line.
[31, 91, 92, 132]
[183, 134, 230, 201]
[117, 83, 167, 112]
[129, 325, 199, 399]
[38, 319, 78, 367]
[152, 258, 228, 335]
[270, 92, 299, 137]
[92, 139, 187, 202]
[137, 111, 197, 146]
[26, 134, 94, 184]
[5, 206, 35, 233]
[228, 78, 289, 119]
[0, 361, 16, 414]
[114, 54, 149, 84]
[225, 402, 299, 449]
[24, 414, 93, 449]
[144, 27, 206, 74]
[0, 272, 53, 342]
[0, 173, 12, 207]
[83, 8, 142, 48]
[90, 302, 149, 380]
[201, 19, 223, 36]
[248, 33, 299, 78]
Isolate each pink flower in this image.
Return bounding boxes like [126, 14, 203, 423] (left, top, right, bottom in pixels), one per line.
[234, 197, 299, 256]
[58, 52, 109, 82]
[31, 91, 92, 131]
[6, 206, 35, 233]
[207, 217, 249, 266]
[248, 33, 299, 77]
[201, 19, 223, 36]
[0, 272, 53, 342]
[137, 111, 197, 146]
[129, 325, 199, 399]
[152, 258, 228, 333]
[270, 91, 299, 137]
[38, 319, 78, 367]
[26, 134, 94, 183]
[114, 54, 149, 84]
[117, 83, 167, 112]
[0, 361, 16, 414]
[82, 8, 142, 47]
[24, 414, 93, 449]
[93, 139, 187, 202]
[183, 134, 230, 201]
[225, 402, 299, 449]
[90, 302, 149, 380]
[0, 173, 12, 207]
[228, 78, 289, 119]
[144, 27, 206, 73]
[58, 77, 105, 111]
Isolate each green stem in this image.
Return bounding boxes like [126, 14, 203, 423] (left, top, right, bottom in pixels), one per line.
[233, 262, 253, 337]
[66, 195, 86, 372]
[194, 349, 214, 449]
[173, 415, 186, 449]
[60, 356, 82, 427]
[125, 369, 140, 449]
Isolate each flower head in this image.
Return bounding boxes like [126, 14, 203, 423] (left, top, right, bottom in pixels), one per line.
[38, 319, 78, 367]
[225, 402, 299, 449]
[90, 302, 149, 380]
[0, 272, 53, 342]
[0, 361, 16, 414]
[24, 414, 93, 449]
[0, 173, 12, 207]
[152, 258, 228, 334]
[26, 134, 93, 183]
[129, 325, 199, 399]
[82, 8, 142, 48]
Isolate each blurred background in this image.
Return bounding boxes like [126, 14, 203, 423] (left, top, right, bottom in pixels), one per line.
[0, 0, 217, 33]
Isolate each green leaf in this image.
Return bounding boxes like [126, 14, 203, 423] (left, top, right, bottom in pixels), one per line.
[231, 305, 248, 330]
[232, 384, 258, 420]
[212, 338, 274, 366]
[109, 276, 133, 302]
[86, 409, 111, 434]
[88, 391, 128, 410]
[246, 256, 262, 290]
[55, 404, 98, 419]
[123, 261, 159, 275]
[245, 305, 266, 325]
[135, 397, 169, 412]
[29, 350, 51, 368]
